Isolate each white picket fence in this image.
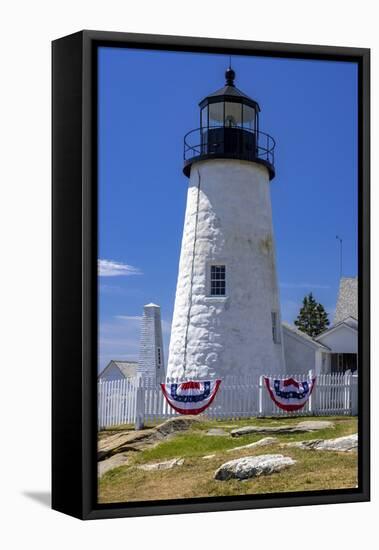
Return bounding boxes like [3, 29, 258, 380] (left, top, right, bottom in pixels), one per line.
[97, 377, 139, 429]
[258, 372, 358, 418]
[98, 372, 358, 429]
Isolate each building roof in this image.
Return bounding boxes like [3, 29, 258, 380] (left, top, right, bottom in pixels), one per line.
[199, 68, 260, 111]
[207, 84, 253, 100]
[200, 84, 260, 111]
[282, 322, 330, 350]
[343, 316, 358, 330]
[114, 361, 138, 377]
[315, 318, 358, 341]
[334, 277, 358, 324]
[98, 360, 138, 379]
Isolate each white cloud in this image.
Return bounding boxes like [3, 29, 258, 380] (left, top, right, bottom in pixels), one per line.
[98, 259, 142, 277]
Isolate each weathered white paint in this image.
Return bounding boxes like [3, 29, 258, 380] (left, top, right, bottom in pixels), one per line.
[316, 323, 358, 354]
[167, 159, 285, 379]
[137, 303, 165, 384]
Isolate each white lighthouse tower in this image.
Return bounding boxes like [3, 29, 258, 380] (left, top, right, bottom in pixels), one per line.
[167, 67, 285, 380]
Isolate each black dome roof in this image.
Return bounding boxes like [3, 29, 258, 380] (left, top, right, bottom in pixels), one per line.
[199, 68, 260, 111]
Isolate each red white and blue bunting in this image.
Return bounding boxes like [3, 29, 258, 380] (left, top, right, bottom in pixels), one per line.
[264, 376, 316, 412]
[160, 379, 222, 415]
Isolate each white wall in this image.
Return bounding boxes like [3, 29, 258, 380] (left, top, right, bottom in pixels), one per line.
[317, 326, 358, 354]
[282, 329, 316, 373]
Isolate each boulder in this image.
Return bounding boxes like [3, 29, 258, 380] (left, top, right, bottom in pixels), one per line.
[215, 454, 296, 481]
[137, 458, 184, 471]
[227, 437, 278, 452]
[98, 416, 200, 460]
[230, 421, 336, 437]
[296, 420, 335, 430]
[98, 453, 129, 478]
[205, 428, 229, 436]
[155, 416, 201, 436]
[231, 425, 313, 437]
[285, 433, 358, 452]
[98, 429, 157, 460]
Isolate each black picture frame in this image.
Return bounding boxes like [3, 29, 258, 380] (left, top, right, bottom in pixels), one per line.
[52, 30, 370, 520]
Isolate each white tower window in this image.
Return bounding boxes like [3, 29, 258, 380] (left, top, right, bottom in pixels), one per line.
[271, 311, 280, 343]
[210, 265, 226, 296]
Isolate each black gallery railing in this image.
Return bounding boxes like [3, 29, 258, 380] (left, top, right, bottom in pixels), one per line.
[183, 126, 276, 168]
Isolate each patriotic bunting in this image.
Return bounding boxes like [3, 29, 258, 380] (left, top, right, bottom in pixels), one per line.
[160, 379, 222, 415]
[264, 376, 316, 412]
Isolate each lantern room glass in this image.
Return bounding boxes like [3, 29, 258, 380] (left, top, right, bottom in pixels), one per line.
[202, 101, 257, 132]
[200, 106, 208, 147]
[242, 104, 256, 131]
[201, 106, 208, 129]
[225, 102, 243, 128]
[208, 102, 224, 127]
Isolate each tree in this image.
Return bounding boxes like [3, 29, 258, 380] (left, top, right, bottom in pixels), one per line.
[294, 293, 330, 337]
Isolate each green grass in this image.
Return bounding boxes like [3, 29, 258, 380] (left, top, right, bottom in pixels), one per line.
[129, 416, 355, 463]
[98, 416, 358, 504]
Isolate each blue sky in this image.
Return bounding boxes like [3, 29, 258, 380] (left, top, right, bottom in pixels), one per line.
[98, 47, 358, 372]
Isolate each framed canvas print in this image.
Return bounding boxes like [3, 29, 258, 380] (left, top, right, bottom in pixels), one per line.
[52, 30, 370, 520]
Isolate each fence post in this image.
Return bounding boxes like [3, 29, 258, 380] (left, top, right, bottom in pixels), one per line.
[258, 375, 264, 417]
[308, 369, 313, 415]
[351, 375, 358, 416]
[344, 373, 349, 413]
[135, 377, 145, 430]
[98, 380, 103, 430]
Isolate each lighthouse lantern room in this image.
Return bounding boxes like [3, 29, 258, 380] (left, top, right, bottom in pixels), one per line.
[183, 67, 275, 179]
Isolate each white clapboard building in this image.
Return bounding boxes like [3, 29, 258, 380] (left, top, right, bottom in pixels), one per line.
[98, 360, 138, 382]
[282, 277, 358, 375]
